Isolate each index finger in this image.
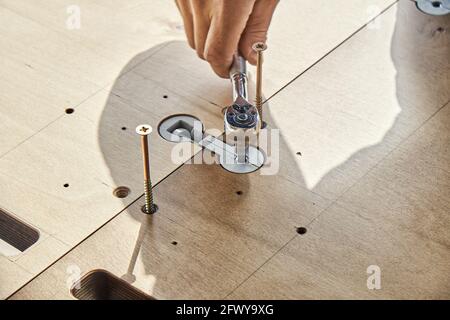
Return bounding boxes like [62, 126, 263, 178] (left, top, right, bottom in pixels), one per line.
[204, 0, 256, 78]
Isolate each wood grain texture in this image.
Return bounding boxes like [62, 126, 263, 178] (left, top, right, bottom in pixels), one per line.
[14, 104, 450, 299]
[11, 148, 329, 300]
[229, 105, 450, 299]
[1, 0, 396, 157]
[3, 0, 449, 300]
[0, 0, 400, 299]
[0, 256, 31, 299]
[1, 0, 397, 104]
[0, 0, 186, 156]
[228, 203, 450, 299]
[0, 0, 398, 157]
[229, 104, 450, 299]
[0, 77, 223, 298]
[227, 4, 449, 299]
[13, 236, 69, 275]
[262, 0, 396, 96]
[0, 28, 224, 298]
[128, 0, 398, 103]
[263, 0, 450, 200]
[0, 0, 187, 85]
[337, 103, 450, 247]
[0, 22, 100, 156]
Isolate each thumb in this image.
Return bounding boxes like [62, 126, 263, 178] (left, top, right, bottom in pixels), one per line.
[239, 0, 279, 65]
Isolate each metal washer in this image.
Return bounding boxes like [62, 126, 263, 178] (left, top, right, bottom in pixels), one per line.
[416, 0, 450, 15]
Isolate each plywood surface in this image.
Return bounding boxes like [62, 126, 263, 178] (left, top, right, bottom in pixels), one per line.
[0, 0, 396, 107]
[0, 68, 224, 298]
[12, 98, 450, 299]
[229, 103, 450, 300]
[2, 0, 450, 300]
[264, 0, 450, 200]
[10, 154, 329, 299]
[12, 0, 450, 300]
[0, 0, 399, 299]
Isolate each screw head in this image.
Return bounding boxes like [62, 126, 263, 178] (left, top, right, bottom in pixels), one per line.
[252, 42, 267, 52]
[136, 124, 152, 136]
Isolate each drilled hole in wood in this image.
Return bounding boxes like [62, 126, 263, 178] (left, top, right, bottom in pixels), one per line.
[65, 108, 74, 114]
[141, 204, 158, 214]
[236, 191, 243, 196]
[296, 227, 307, 235]
[163, 95, 168, 99]
[121, 127, 127, 131]
[63, 183, 69, 188]
[113, 186, 130, 199]
[171, 241, 178, 246]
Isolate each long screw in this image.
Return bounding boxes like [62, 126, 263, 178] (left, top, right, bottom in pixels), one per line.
[136, 124, 158, 215]
[252, 42, 267, 124]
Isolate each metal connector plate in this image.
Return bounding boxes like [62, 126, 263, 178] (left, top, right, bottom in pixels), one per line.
[158, 114, 204, 143]
[158, 114, 265, 174]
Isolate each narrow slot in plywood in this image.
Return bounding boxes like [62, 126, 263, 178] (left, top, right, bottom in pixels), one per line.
[0, 209, 39, 257]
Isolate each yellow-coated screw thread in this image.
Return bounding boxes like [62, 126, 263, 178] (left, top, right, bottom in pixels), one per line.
[143, 179, 157, 214]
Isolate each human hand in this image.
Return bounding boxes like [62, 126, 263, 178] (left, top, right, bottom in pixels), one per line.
[175, 0, 279, 78]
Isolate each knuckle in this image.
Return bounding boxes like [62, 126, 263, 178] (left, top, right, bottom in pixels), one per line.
[196, 48, 205, 60]
[204, 48, 228, 65]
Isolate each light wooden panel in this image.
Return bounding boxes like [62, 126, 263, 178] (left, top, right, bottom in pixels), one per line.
[1, 0, 397, 104]
[0, 256, 32, 299]
[131, 0, 397, 102]
[13, 99, 450, 299]
[0, 38, 227, 298]
[13, 236, 69, 275]
[337, 103, 450, 247]
[0, 0, 397, 157]
[0, 11, 101, 156]
[0, 0, 397, 156]
[3, 0, 446, 300]
[263, 0, 450, 200]
[0, 0, 187, 84]
[0, 205, 69, 276]
[229, 104, 450, 299]
[0, 0, 224, 298]
[228, 203, 450, 299]
[0, 73, 223, 299]
[1, 0, 397, 298]
[262, 0, 396, 96]
[12, 0, 450, 300]
[12, 201, 256, 300]
[10, 148, 329, 300]
[0, 0, 186, 156]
